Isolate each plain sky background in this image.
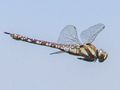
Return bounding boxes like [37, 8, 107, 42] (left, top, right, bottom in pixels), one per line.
[1, 0, 120, 90]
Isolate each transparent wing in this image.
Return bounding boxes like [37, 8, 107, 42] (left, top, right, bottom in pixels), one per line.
[80, 23, 105, 44]
[57, 25, 81, 45]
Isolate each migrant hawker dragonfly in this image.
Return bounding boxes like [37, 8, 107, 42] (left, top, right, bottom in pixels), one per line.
[4, 23, 108, 62]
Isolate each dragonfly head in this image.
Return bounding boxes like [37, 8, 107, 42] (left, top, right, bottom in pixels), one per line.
[98, 49, 108, 62]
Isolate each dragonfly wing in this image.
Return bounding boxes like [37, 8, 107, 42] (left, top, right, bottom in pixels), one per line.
[80, 23, 105, 44]
[57, 25, 81, 45]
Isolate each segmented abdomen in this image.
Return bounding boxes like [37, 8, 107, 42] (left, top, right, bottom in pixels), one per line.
[4, 32, 77, 52]
[4, 32, 97, 58]
[4, 32, 61, 48]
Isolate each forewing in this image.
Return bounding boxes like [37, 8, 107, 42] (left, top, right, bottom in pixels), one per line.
[57, 25, 81, 45]
[80, 23, 105, 44]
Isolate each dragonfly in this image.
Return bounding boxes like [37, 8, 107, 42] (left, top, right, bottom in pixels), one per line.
[4, 23, 108, 62]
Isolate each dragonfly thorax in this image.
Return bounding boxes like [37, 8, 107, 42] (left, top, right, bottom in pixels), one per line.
[79, 43, 98, 61]
[76, 44, 108, 62]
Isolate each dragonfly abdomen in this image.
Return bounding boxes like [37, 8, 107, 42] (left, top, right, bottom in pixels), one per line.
[4, 32, 97, 58]
[4, 32, 84, 56]
[4, 32, 60, 48]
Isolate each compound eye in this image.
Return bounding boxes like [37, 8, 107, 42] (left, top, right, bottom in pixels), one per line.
[98, 49, 108, 62]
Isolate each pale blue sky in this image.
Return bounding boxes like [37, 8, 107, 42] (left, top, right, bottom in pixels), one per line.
[1, 0, 120, 90]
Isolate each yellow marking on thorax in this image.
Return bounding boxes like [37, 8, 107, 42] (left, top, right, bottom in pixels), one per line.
[85, 44, 97, 58]
[80, 47, 89, 56]
[87, 46, 96, 55]
[90, 44, 97, 52]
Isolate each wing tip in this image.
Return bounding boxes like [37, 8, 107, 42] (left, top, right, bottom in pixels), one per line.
[98, 23, 105, 29]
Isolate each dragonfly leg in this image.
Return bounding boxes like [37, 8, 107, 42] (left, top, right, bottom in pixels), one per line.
[77, 57, 95, 62]
[50, 51, 65, 55]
